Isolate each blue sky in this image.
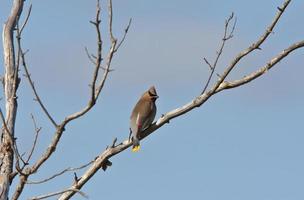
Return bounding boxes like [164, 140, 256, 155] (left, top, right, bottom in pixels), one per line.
[1, 0, 304, 200]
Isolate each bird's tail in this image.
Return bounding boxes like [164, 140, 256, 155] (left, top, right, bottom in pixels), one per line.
[132, 137, 140, 152]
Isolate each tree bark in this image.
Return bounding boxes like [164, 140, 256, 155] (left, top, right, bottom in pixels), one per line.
[1, 0, 23, 199]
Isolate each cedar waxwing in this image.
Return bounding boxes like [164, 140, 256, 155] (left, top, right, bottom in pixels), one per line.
[130, 86, 158, 152]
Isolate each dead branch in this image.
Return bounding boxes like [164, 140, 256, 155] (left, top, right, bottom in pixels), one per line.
[108, 0, 116, 43]
[0, 108, 26, 174]
[84, 47, 97, 65]
[114, 18, 132, 52]
[61, 0, 120, 124]
[210, 0, 291, 93]
[27, 160, 94, 185]
[15, 13, 57, 130]
[28, 188, 88, 200]
[202, 12, 236, 95]
[216, 40, 304, 92]
[0, 109, 14, 145]
[1, 2, 24, 199]
[7, 113, 40, 183]
[19, 46, 58, 128]
[19, 4, 32, 34]
[25, 114, 41, 164]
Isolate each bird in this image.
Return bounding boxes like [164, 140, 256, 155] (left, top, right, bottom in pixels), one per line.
[130, 86, 158, 152]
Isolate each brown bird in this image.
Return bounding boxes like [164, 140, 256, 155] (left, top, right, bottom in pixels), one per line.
[130, 86, 158, 152]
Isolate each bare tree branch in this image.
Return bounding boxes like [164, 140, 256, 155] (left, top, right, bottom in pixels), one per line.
[1, 1, 24, 199]
[8, 113, 41, 182]
[61, 0, 121, 125]
[216, 40, 304, 92]
[14, 3, 58, 129]
[25, 114, 41, 164]
[0, 107, 26, 179]
[114, 18, 132, 52]
[201, 12, 236, 95]
[210, 0, 291, 93]
[19, 4, 32, 35]
[29, 188, 88, 200]
[19, 48, 58, 128]
[27, 160, 94, 185]
[108, 0, 116, 44]
[89, 0, 103, 105]
[0, 109, 14, 145]
[84, 47, 96, 65]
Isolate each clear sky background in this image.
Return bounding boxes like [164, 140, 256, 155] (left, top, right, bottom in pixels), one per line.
[1, 0, 304, 200]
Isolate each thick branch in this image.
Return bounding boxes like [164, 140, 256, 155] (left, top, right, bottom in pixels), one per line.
[1, 0, 23, 200]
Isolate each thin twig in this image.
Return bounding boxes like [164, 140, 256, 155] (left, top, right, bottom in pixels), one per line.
[114, 18, 132, 52]
[20, 4, 32, 34]
[89, 0, 103, 105]
[16, 26, 58, 128]
[28, 188, 88, 200]
[13, 140, 27, 169]
[111, 137, 117, 148]
[84, 47, 97, 65]
[201, 12, 236, 95]
[14, 6, 58, 128]
[203, 57, 212, 70]
[27, 160, 94, 184]
[21, 55, 58, 128]
[94, 0, 118, 98]
[25, 114, 41, 164]
[13, 4, 32, 100]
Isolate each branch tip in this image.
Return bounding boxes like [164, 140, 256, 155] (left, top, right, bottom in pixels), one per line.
[277, 6, 283, 12]
[111, 137, 117, 148]
[73, 172, 79, 183]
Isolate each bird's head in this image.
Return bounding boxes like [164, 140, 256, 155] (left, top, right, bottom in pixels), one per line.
[147, 86, 159, 101]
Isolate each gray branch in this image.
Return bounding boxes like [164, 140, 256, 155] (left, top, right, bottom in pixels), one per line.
[1, 0, 24, 200]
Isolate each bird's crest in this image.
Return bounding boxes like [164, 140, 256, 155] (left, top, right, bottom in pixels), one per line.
[147, 86, 158, 99]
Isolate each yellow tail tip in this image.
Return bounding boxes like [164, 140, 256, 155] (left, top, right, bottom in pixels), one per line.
[132, 145, 140, 152]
